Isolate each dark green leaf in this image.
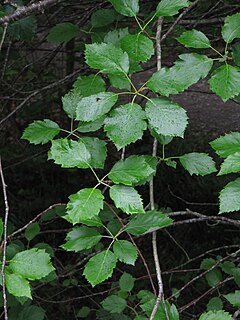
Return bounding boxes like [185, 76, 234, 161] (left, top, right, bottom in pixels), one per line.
[108, 155, 157, 186]
[62, 91, 81, 119]
[147, 53, 212, 95]
[6, 272, 31, 299]
[206, 269, 222, 287]
[110, 185, 145, 214]
[108, 74, 131, 90]
[219, 178, 240, 213]
[224, 290, 240, 307]
[24, 222, 40, 241]
[85, 43, 129, 74]
[232, 42, 240, 66]
[209, 64, 240, 101]
[119, 272, 135, 291]
[9, 248, 54, 280]
[233, 268, 240, 287]
[113, 240, 138, 265]
[47, 22, 79, 43]
[210, 132, 240, 158]
[8, 16, 37, 41]
[65, 188, 104, 224]
[61, 226, 102, 252]
[156, 0, 191, 17]
[125, 210, 173, 235]
[222, 13, 240, 43]
[104, 103, 147, 150]
[102, 295, 127, 314]
[218, 152, 240, 175]
[177, 29, 211, 48]
[120, 34, 154, 62]
[91, 9, 116, 28]
[22, 119, 60, 145]
[76, 92, 118, 122]
[77, 116, 105, 133]
[104, 28, 129, 46]
[109, 0, 139, 17]
[81, 137, 107, 169]
[180, 153, 217, 176]
[83, 250, 117, 286]
[73, 75, 105, 97]
[201, 258, 216, 270]
[77, 306, 90, 318]
[207, 297, 223, 311]
[145, 98, 188, 138]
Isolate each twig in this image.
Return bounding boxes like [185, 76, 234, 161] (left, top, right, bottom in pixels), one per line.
[0, 24, 8, 53]
[0, 0, 60, 26]
[150, 16, 169, 320]
[0, 157, 9, 320]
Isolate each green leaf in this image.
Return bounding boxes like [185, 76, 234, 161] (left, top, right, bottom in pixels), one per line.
[16, 306, 45, 320]
[8, 16, 37, 41]
[83, 250, 117, 286]
[179, 153, 217, 176]
[222, 13, 240, 43]
[224, 290, 240, 307]
[9, 248, 54, 280]
[110, 185, 145, 214]
[148, 53, 212, 96]
[209, 64, 240, 101]
[47, 22, 79, 43]
[77, 116, 105, 133]
[65, 188, 104, 224]
[149, 126, 173, 145]
[210, 132, 240, 158]
[233, 268, 240, 287]
[232, 42, 240, 66]
[177, 29, 211, 48]
[104, 103, 147, 150]
[77, 306, 90, 318]
[102, 294, 127, 314]
[73, 75, 105, 97]
[201, 258, 216, 270]
[218, 152, 240, 175]
[24, 222, 40, 241]
[85, 43, 129, 74]
[145, 98, 188, 138]
[199, 310, 232, 320]
[62, 91, 81, 119]
[156, 0, 190, 17]
[76, 92, 118, 122]
[206, 269, 222, 287]
[22, 119, 60, 145]
[108, 74, 131, 90]
[61, 226, 102, 252]
[113, 240, 138, 265]
[109, 0, 139, 17]
[219, 178, 240, 213]
[207, 297, 223, 311]
[120, 34, 154, 62]
[125, 210, 173, 235]
[49, 139, 91, 168]
[220, 261, 235, 275]
[119, 272, 135, 292]
[104, 28, 129, 46]
[91, 9, 116, 28]
[5, 272, 31, 299]
[81, 137, 107, 169]
[108, 155, 157, 186]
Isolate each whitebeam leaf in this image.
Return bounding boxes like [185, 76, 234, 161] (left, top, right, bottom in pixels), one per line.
[156, 0, 190, 17]
[109, 0, 139, 17]
[73, 75, 105, 97]
[179, 153, 217, 176]
[219, 178, 240, 213]
[113, 240, 138, 265]
[145, 98, 188, 138]
[85, 43, 129, 74]
[9, 249, 54, 280]
[49, 139, 91, 168]
[104, 103, 147, 150]
[222, 13, 240, 43]
[224, 290, 240, 307]
[110, 185, 145, 214]
[61, 226, 102, 252]
[80, 137, 107, 169]
[147, 53, 213, 96]
[210, 132, 240, 158]
[199, 310, 233, 320]
[218, 152, 240, 175]
[76, 92, 118, 122]
[102, 295, 127, 314]
[6, 272, 32, 299]
[62, 91, 81, 119]
[108, 155, 157, 186]
[208, 64, 240, 102]
[65, 188, 104, 224]
[120, 34, 154, 62]
[22, 119, 60, 144]
[177, 29, 211, 48]
[83, 250, 117, 286]
[125, 211, 173, 235]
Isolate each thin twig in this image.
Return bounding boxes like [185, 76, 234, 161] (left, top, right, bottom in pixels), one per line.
[0, 23, 8, 53]
[150, 16, 169, 320]
[0, 157, 9, 320]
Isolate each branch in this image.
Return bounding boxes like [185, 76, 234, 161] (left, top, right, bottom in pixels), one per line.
[0, 0, 60, 26]
[0, 157, 9, 320]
